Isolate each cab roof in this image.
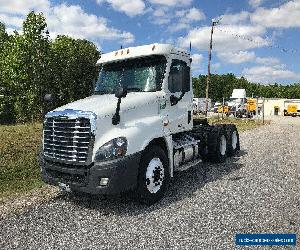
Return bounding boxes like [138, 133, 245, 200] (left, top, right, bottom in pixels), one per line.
[97, 43, 190, 64]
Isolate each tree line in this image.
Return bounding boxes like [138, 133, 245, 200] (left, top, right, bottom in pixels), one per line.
[0, 12, 100, 124]
[1, 12, 300, 124]
[193, 74, 300, 102]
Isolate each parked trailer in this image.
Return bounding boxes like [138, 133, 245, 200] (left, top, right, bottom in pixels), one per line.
[217, 105, 230, 115]
[193, 98, 211, 114]
[40, 44, 240, 204]
[284, 100, 300, 117]
[246, 98, 257, 118]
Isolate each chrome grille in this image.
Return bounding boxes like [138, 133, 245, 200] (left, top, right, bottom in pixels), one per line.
[43, 117, 93, 163]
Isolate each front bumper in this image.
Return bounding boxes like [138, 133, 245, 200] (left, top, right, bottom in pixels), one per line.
[40, 152, 142, 195]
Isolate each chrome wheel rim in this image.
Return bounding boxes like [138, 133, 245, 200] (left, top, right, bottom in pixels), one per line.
[220, 135, 227, 156]
[145, 158, 164, 194]
[231, 131, 237, 150]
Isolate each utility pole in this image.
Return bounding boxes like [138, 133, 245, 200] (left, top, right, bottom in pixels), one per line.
[262, 97, 265, 125]
[256, 96, 259, 121]
[205, 18, 221, 116]
[222, 97, 224, 119]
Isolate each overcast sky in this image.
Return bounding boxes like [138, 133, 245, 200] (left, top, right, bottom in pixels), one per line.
[0, 0, 300, 84]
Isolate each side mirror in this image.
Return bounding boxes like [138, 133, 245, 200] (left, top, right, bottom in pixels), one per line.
[115, 86, 127, 99]
[43, 94, 55, 117]
[170, 95, 179, 106]
[170, 88, 187, 106]
[44, 93, 54, 103]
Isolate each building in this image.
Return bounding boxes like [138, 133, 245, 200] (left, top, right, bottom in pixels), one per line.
[257, 98, 300, 116]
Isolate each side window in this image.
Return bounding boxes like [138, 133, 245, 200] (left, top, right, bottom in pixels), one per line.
[168, 60, 190, 93]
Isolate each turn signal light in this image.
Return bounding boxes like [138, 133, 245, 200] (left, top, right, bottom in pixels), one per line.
[100, 178, 109, 186]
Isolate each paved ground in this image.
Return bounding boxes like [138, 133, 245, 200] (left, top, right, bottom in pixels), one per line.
[0, 117, 299, 249]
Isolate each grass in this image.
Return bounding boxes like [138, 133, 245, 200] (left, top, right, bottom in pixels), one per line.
[194, 114, 268, 132]
[208, 116, 267, 132]
[0, 123, 44, 200]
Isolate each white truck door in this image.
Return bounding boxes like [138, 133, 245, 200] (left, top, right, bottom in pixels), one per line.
[162, 58, 193, 134]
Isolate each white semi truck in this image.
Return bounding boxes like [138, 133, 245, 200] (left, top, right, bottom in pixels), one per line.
[227, 89, 248, 117]
[40, 44, 240, 204]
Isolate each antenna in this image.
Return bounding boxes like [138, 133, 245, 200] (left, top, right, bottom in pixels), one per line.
[189, 41, 192, 62]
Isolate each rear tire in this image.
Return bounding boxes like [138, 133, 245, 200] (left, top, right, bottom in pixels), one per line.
[195, 126, 211, 162]
[225, 124, 240, 156]
[236, 110, 241, 118]
[136, 145, 170, 205]
[206, 125, 228, 163]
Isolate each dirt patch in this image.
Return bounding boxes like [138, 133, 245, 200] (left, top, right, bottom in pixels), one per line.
[0, 185, 59, 220]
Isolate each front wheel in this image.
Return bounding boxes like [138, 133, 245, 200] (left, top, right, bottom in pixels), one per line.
[136, 146, 170, 205]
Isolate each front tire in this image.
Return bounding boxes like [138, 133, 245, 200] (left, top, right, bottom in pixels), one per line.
[136, 146, 170, 205]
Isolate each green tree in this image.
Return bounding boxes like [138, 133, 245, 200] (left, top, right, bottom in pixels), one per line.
[0, 31, 26, 123]
[21, 11, 51, 120]
[0, 12, 51, 122]
[0, 22, 8, 50]
[0, 11, 99, 124]
[50, 35, 100, 107]
[0, 22, 8, 89]
[192, 77, 201, 97]
[192, 74, 300, 102]
[0, 22, 11, 123]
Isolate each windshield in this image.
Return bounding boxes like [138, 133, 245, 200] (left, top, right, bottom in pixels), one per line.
[95, 55, 167, 94]
[230, 98, 245, 103]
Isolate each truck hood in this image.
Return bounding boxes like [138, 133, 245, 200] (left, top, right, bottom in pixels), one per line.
[53, 92, 158, 118]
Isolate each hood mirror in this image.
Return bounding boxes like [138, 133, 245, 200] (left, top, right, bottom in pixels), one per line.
[115, 86, 127, 99]
[112, 86, 127, 125]
[43, 93, 55, 117]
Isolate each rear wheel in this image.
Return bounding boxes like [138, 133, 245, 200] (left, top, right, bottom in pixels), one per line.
[225, 124, 240, 156]
[136, 145, 170, 205]
[206, 125, 228, 163]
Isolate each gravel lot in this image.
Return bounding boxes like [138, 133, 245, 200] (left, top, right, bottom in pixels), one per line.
[1, 117, 299, 250]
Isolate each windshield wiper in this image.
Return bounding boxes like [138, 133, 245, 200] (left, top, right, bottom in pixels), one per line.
[126, 87, 142, 92]
[94, 90, 109, 95]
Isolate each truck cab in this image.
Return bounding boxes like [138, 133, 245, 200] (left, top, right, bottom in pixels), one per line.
[40, 44, 240, 204]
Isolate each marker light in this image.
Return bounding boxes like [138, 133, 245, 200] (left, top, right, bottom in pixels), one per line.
[100, 178, 109, 186]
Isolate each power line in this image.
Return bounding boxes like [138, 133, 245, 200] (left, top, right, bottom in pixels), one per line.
[216, 27, 300, 55]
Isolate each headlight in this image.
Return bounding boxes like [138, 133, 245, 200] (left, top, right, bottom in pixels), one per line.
[95, 137, 127, 162]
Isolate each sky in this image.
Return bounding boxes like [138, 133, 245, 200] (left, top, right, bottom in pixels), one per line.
[0, 0, 300, 84]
